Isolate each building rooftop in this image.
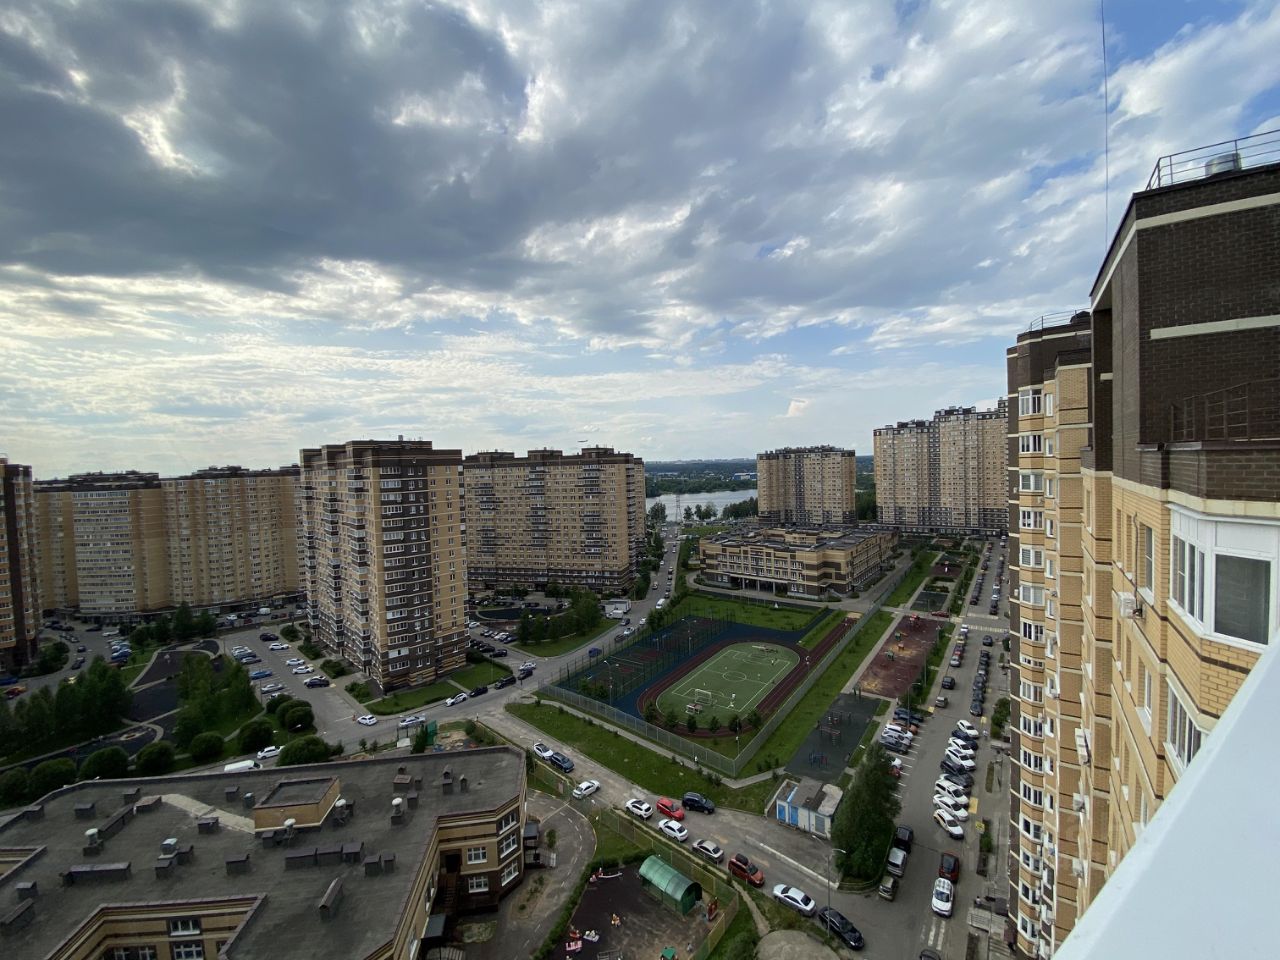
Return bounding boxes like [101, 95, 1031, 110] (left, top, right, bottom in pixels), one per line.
[705, 525, 881, 552]
[0, 747, 524, 960]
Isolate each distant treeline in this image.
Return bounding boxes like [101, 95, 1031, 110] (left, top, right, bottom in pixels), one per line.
[646, 476, 756, 497]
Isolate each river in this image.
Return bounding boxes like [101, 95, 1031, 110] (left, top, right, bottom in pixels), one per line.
[645, 487, 757, 519]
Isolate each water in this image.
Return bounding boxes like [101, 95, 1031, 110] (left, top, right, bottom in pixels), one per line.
[645, 487, 757, 519]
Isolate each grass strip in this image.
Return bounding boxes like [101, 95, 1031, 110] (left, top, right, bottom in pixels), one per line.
[512, 618, 614, 658]
[365, 680, 459, 716]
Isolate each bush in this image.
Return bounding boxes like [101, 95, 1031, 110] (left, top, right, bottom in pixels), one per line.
[345, 681, 371, 701]
[321, 659, 350, 679]
[265, 695, 295, 715]
[135, 741, 177, 776]
[0, 767, 32, 806]
[281, 702, 314, 732]
[299, 641, 324, 660]
[188, 732, 225, 763]
[78, 746, 130, 781]
[238, 718, 276, 753]
[279, 736, 332, 766]
[29, 757, 78, 796]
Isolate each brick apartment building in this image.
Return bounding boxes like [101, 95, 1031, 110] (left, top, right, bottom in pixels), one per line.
[756, 446, 858, 526]
[0, 458, 41, 671]
[1007, 138, 1279, 957]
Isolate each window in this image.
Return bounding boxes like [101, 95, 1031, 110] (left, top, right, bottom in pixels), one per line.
[1020, 509, 1043, 531]
[1045, 434, 1056, 457]
[1166, 681, 1204, 773]
[499, 832, 520, 859]
[1019, 434, 1043, 454]
[1141, 524, 1155, 592]
[1171, 535, 1206, 620]
[172, 945, 205, 960]
[498, 809, 519, 833]
[1045, 476, 1055, 498]
[1020, 546, 1044, 568]
[466, 846, 487, 864]
[1019, 584, 1045, 606]
[1045, 517, 1056, 539]
[169, 919, 202, 936]
[1021, 784, 1044, 807]
[1046, 557, 1056, 579]
[1019, 471, 1044, 493]
[1021, 620, 1045, 644]
[1044, 393, 1054, 417]
[468, 876, 490, 893]
[501, 860, 520, 885]
[1214, 554, 1271, 645]
[1019, 388, 1043, 416]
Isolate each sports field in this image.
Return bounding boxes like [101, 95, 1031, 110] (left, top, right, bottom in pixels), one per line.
[654, 642, 799, 719]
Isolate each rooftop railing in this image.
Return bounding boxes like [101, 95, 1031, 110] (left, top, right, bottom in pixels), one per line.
[1168, 378, 1280, 442]
[1146, 128, 1280, 190]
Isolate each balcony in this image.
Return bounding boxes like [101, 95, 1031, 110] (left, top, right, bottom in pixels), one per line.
[1168, 378, 1279, 442]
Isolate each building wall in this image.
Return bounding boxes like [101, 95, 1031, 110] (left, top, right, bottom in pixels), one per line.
[463, 447, 645, 594]
[0, 459, 41, 670]
[699, 528, 895, 597]
[300, 440, 467, 693]
[756, 447, 857, 525]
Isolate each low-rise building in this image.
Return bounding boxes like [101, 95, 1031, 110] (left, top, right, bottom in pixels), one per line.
[698, 526, 896, 598]
[771, 777, 843, 839]
[0, 747, 528, 960]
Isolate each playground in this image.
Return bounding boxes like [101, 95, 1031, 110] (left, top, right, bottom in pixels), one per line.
[784, 692, 879, 784]
[856, 612, 945, 700]
[653, 642, 799, 720]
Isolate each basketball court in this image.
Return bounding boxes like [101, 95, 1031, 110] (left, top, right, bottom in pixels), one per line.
[653, 642, 799, 719]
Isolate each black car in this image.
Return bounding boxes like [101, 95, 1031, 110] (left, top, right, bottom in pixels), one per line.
[879, 736, 910, 754]
[518, 667, 534, 680]
[982, 635, 995, 646]
[259, 632, 278, 642]
[941, 769, 975, 790]
[548, 751, 575, 773]
[941, 757, 970, 778]
[76, 644, 87, 653]
[469, 685, 489, 697]
[941, 675, 956, 690]
[490, 649, 509, 658]
[304, 676, 330, 688]
[494, 675, 516, 690]
[72, 656, 86, 669]
[478, 644, 496, 654]
[893, 708, 924, 725]
[893, 824, 914, 853]
[817, 906, 865, 950]
[682, 791, 716, 814]
[969, 701, 984, 717]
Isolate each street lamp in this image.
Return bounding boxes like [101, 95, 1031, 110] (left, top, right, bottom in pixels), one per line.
[826, 847, 849, 912]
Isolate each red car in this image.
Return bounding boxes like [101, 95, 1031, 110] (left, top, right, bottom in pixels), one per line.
[939, 851, 961, 883]
[729, 853, 765, 887]
[656, 797, 684, 821]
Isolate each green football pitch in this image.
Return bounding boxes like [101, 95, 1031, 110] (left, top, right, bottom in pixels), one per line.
[655, 642, 800, 718]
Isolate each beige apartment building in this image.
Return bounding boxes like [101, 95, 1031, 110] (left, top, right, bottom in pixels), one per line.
[1, 458, 41, 671]
[699, 526, 896, 598]
[1008, 144, 1280, 957]
[34, 467, 301, 620]
[463, 447, 646, 595]
[300, 439, 467, 693]
[756, 446, 857, 525]
[0, 747, 528, 960]
[873, 402, 1008, 534]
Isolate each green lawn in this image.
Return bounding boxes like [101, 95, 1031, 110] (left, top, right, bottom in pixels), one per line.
[506, 702, 780, 813]
[655, 643, 799, 719]
[512, 618, 614, 658]
[706, 898, 758, 960]
[885, 552, 938, 607]
[365, 681, 459, 716]
[450, 660, 513, 688]
[668, 592, 818, 632]
[796, 609, 841, 648]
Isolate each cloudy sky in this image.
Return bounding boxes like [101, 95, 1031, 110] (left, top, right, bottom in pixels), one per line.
[2, 0, 1278, 477]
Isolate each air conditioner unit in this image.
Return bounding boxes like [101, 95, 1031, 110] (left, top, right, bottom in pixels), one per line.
[1072, 859, 1085, 878]
[1117, 592, 1142, 618]
[1045, 842, 1057, 858]
[1072, 793, 1086, 812]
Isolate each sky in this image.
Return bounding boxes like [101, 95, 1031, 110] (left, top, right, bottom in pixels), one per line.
[1, 0, 1278, 478]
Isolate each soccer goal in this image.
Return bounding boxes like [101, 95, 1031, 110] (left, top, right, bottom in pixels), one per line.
[692, 688, 716, 706]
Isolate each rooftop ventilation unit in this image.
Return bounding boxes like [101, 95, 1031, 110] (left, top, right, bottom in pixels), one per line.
[1204, 152, 1241, 177]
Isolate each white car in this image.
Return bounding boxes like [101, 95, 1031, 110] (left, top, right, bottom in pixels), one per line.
[693, 839, 723, 862]
[260, 682, 284, 694]
[955, 720, 980, 739]
[256, 746, 281, 760]
[934, 778, 970, 803]
[520, 661, 536, 672]
[658, 818, 688, 842]
[884, 723, 914, 741]
[445, 693, 468, 707]
[932, 877, 955, 917]
[622, 628, 634, 637]
[398, 715, 425, 728]
[943, 749, 976, 771]
[934, 808, 964, 839]
[285, 657, 305, 666]
[572, 779, 600, 799]
[625, 799, 653, 820]
[532, 742, 554, 760]
[946, 738, 976, 758]
[269, 642, 289, 651]
[639, 617, 647, 626]
[231, 646, 250, 655]
[292, 665, 314, 675]
[357, 715, 378, 726]
[771, 884, 817, 917]
[933, 793, 970, 821]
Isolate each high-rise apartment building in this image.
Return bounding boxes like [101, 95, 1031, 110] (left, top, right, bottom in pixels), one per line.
[1, 458, 41, 671]
[1008, 141, 1279, 958]
[873, 402, 1008, 534]
[756, 446, 858, 525]
[35, 467, 301, 619]
[463, 447, 645, 594]
[300, 439, 467, 693]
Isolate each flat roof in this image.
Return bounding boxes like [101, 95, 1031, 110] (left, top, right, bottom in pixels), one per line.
[705, 526, 886, 553]
[0, 747, 523, 960]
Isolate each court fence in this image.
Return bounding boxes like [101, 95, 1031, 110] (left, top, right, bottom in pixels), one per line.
[536, 564, 915, 779]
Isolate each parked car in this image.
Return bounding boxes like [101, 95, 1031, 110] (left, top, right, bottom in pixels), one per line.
[949, 655, 963, 667]
[518, 667, 534, 680]
[625, 798, 653, 820]
[260, 682, 284, 693]
[932, 877, 955, 917]
[519, 661, 536, 672]
[269, 642, 289, 650]
[894, 708, 924, 725]
[817, 906, 865, 950]
[249, 669, 272, 680]
[879, 735, 910, 754]
[969, 700, 984, 717]
[886, 846, 908, 877]
[445, 692, 468, 707]
[956, 720, 980, 739]
[877, 874, 899, 901]
[656, 797, 684, 821]
[285, 657, 305, 666]
[259, 632, 278, 642]
[933, 793, 969, 821]
[934, 778, 969, 803]
[941, 675, 956, 690]
[469, 685, 488, 697]
[304, 676, 330, 688]
[682, 791, 716, 814]
[946, 739, 976, 758]
[658, 818, 689, 842]
[939, 852, 961, 883]
[572, 779, 600, 799]
[772, 884, 816, 917]
[893, 824, 914, 853]
[494, 675, 516, 690]
[933, 809, 964, 839]
[982, 634, 995, 646]
[547, 752, 574, 773]
[532, 742, 554, 760]
[356, 715, 378, 726]
[76, 643, 87, 653]
[693, 839, 723, 863]
[943, 749, 976, 771]
[729, 853, 765, 887]
[490, 649, 509, 658]
[72, 656, 86, 669]
[934, 695, 949, 708]
[398, 715, 425, 729]
[941, 769, 976, 790]
[291, 665, 313, 675]
[257, 746, 281, 761]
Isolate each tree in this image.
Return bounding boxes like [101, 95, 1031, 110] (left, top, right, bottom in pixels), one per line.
[195, 611, 218, 638]
[685, 714, 698, 734]
[0, 767, 31, 807]
[151, 615, 172, 645]
[237, 718, 276, 754]
[747, 709, 762, 730]
[518, 611, 533, 645]
[647, 502, 667, 525]
[278, 736, 332, 766]
[727, 713, 742, 734]
[708, 715, 721, 734]
[663, 707, 679, 728]
[265, 694, 294, 715]
[683, 506, 694, 522]
[281, 702, 314, 732]
[0, 696, 17, 758]
[29, 757, 77, 797]
[644, 701, 660, 725]
[411, 726, 433, 754]
[189, 732, 225, 763]
[135, 741, 176, 776]
[280, 624, 300, 644]
[17, 688, 54, 748]
[79, 746, 131, 780]
[173, 602, 196, 642]
[831, 743, 901, 880]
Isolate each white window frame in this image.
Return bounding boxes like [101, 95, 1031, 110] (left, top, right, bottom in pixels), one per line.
[1165, 678, 1205, 775]
[1045, 517, 1056, 539]
[466, 846, 488, 864]
[172, 945, 205, 960]
[1018, 433, 1044, 454]
[499, 832, 520, 859]
[1020, 546, 1044, 569]
[169, 919, 201, 937]
[1044, 393, 1054, 417]
[1020, 509, 1043, 531]
[1045, 476, 1056, 498]
[468, 875, 490, 893]
[1018, 584, 1045, 607]
[501, 860, 520, 886]
[1018, 388, 1043, 417]
[1021, 620, 1045, 644]
[1141, 524, 1155, 597]
[1019, 471, 1044, 493]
